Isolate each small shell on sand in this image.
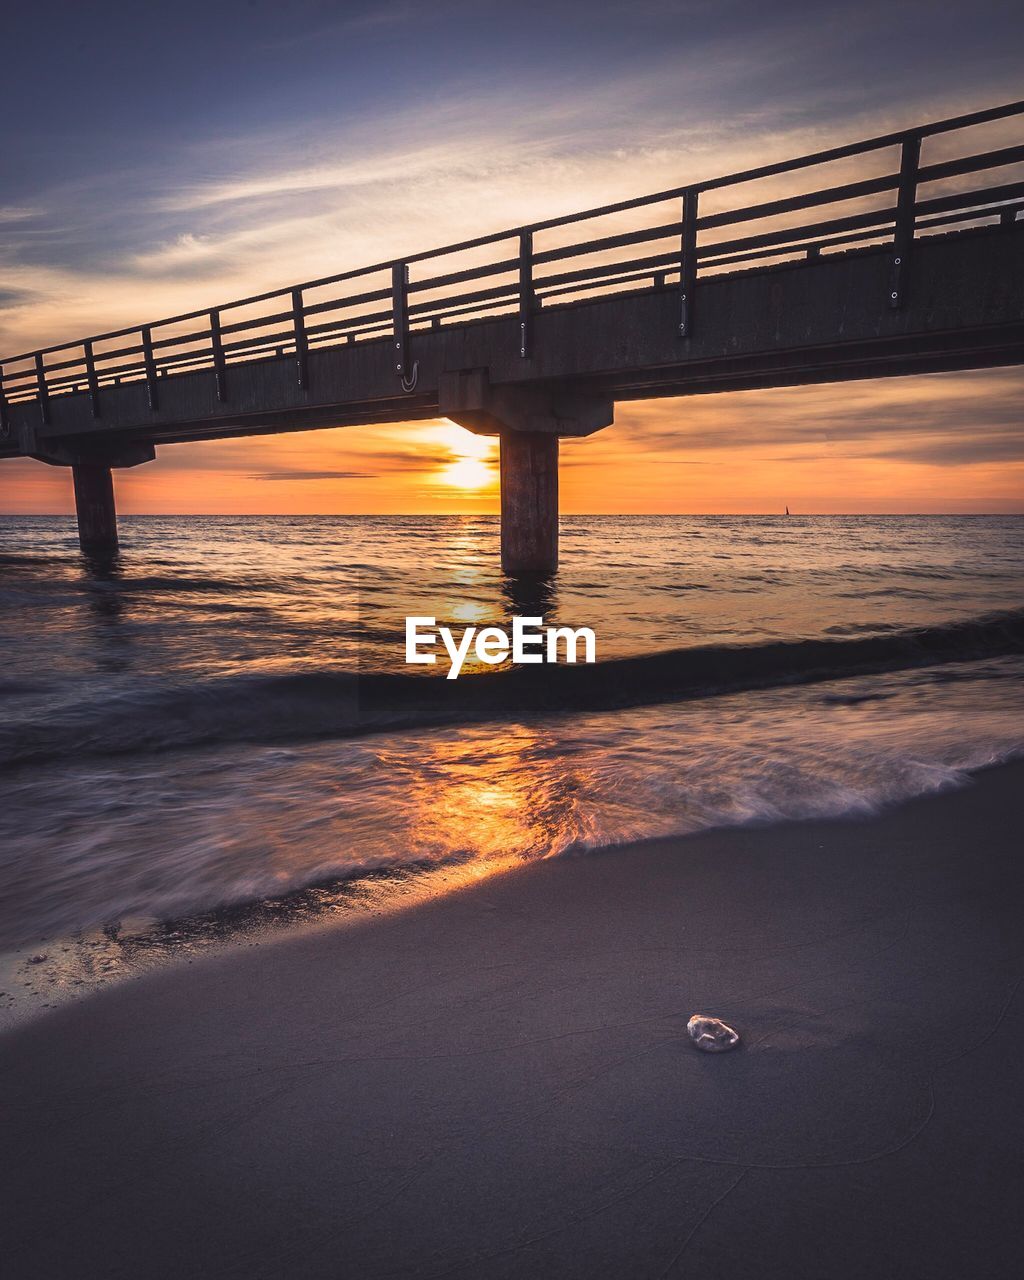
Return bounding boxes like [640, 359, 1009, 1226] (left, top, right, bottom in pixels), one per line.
[687, 1014, 740, 1053]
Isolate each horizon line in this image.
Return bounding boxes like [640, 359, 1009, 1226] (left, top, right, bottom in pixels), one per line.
[3, 511, 1021, 519]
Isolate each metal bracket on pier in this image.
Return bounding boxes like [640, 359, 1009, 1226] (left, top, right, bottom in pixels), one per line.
[35, 352, 50, 425]
[142, 328, 160, 410]
[292, 289, 310, 390]
[210, 310, 228, 402]
[84, 340, 101, 418]
[519, 231, 534, 358]
[392, 262, 410, 376]
[679, 188, 699, 338]
[392, 263, 419, 391]
[889, 134, 921, 310]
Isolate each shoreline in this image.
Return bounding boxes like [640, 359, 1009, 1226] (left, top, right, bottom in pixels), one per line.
[3, 750, 1017, 1035]
[3, 760, 1024, 1277]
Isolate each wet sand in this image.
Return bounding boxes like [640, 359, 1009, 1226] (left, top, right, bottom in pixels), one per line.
[3, 761, 1024, 1279]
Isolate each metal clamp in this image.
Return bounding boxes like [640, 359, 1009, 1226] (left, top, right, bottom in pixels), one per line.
[210, 310, 228, 402]
[392, 263, 410, 378]
[292, 289, 309, 389]
[35, 352, 50, 425]
[142, 328, 160, 410]
[679, 188, 699, 338]
[84, 340, 101, 417]
[889, 134, 921, 310]
[519, 231, 534, 358]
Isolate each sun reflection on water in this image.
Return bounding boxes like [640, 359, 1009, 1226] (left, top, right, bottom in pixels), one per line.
[376, 723, 597, 865]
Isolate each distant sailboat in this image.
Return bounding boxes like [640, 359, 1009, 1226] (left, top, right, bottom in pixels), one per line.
[785, 505, 790, 516]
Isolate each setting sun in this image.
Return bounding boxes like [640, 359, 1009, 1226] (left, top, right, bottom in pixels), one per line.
[440, 457, 494, 489]
[429, 423, 498, 493]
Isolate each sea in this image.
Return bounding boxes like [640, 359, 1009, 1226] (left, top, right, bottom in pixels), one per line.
[1, 514, 1022, 1021]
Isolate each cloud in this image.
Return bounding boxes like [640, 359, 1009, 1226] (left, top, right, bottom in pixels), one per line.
[6, 25, 1019, 356]
[607, 368, 1024, 467]
[0, 207, 42, 224]
[251, 469, 376, 481]
[871, 433, 1024, 466]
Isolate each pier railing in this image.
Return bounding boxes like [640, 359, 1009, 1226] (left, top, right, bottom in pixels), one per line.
[1, 99, 1022, 432]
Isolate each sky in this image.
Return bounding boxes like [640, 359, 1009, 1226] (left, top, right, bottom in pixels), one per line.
[2, 0, 1023, 514]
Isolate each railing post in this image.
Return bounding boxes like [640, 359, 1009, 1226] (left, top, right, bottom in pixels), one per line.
[142, 328, 159, 410]
[889, 134, 921, 310]
[35, 352, 50, 425]
[679, 188, 699, 338]
[292, 288, 309, 390]
[84, 340, 101, 417]
[519, 231, 534, 358]
[0, 364, 8, 439]
[391, 264, 409, 378]
[210, 310, 227, 402]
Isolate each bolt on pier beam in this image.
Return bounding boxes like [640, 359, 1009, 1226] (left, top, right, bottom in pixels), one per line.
[72, 461, 118, 554]
[499, 430, 558, 575]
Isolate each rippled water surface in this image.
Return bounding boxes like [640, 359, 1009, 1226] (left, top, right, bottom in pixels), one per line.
[1, 514, 1022, 1016]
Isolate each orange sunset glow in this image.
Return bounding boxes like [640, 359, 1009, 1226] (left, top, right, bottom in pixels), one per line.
[4, 368, 1023, 515]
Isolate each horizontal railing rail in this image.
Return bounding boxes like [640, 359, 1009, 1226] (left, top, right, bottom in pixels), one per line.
[1, 98, 1022, 425]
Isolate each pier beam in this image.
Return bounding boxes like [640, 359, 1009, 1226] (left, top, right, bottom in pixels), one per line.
[500, 431, 558, 574]
[440, 370, 613, 574]
[72, 462, 118, 554]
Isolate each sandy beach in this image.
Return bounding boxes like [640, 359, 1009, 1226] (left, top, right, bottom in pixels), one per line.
[3, 760, 1023, 1279]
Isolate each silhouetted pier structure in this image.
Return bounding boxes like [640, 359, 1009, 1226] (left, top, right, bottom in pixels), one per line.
[2, 101, 1023, 569]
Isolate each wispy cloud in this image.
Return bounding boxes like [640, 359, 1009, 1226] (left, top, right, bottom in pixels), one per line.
[251, 469, 376, 481]
[0, 207, 42, 224]
[6, 29, 1016, 356]
[603, 370, 1024, 463]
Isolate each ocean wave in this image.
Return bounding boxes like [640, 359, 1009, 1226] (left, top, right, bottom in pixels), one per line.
[1, 608, 1022, 769]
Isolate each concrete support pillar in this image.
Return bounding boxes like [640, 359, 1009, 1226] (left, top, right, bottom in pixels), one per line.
[72, 462, 118, 554]
[439, 370, 613, 575]
[500, 431, 558, 575]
